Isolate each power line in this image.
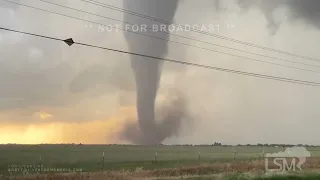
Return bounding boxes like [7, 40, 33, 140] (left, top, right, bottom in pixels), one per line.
[3, 0, 320, 74]
[80, 0, 320, 62]
[38, 0, 320, 69]
[1, 26, 320, 87]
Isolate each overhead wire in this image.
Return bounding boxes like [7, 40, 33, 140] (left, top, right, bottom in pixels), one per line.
[2, 0, 320, 74]
[1, 26, 320, 88]
[80, 0, 320, 62]
[37, 0, 320, 69]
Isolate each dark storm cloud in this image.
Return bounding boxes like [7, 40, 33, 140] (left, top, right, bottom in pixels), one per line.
[213, 0, 222, 12]
[0, 0, 20, 10]
[285, 0, 320, 28]
[69, 63, 135, 94]
[0, 0, 320, 145]
[0, 3, 77, 112]
[0, 1, 134, 115]
[0, 33, 75, 111]
[238, 0, 320, 33]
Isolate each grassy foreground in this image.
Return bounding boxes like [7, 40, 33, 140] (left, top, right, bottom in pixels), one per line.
[1, 144, 320, 179]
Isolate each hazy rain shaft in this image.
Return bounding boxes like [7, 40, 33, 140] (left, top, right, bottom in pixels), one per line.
[122, 0, 183, 145]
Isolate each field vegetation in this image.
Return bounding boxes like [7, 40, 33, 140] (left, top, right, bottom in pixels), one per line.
[1, 144, 319, 179]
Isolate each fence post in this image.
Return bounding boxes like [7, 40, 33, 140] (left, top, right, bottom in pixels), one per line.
[233, 149, 237, 161]
[38, 155, 42, 174]
[154, 152, 158, 164]
[101, 152, 105, 170]
[198, 152, 201, 161]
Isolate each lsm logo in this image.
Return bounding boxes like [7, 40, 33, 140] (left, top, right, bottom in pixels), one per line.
[265, 147, 311, 172]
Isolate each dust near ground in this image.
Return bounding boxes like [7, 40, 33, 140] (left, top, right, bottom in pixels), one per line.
[119, 92, 192, 145]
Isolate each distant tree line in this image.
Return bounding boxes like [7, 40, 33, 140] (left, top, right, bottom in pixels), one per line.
[235, 143, 315, 147]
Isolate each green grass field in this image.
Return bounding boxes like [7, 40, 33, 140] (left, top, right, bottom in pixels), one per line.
[1, 145, 320, 179]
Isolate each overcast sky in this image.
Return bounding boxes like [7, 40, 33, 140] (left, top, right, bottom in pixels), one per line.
[0, 0, 320, 145]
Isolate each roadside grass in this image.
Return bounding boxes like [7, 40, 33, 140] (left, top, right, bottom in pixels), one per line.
[1, 145, 320, 179]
